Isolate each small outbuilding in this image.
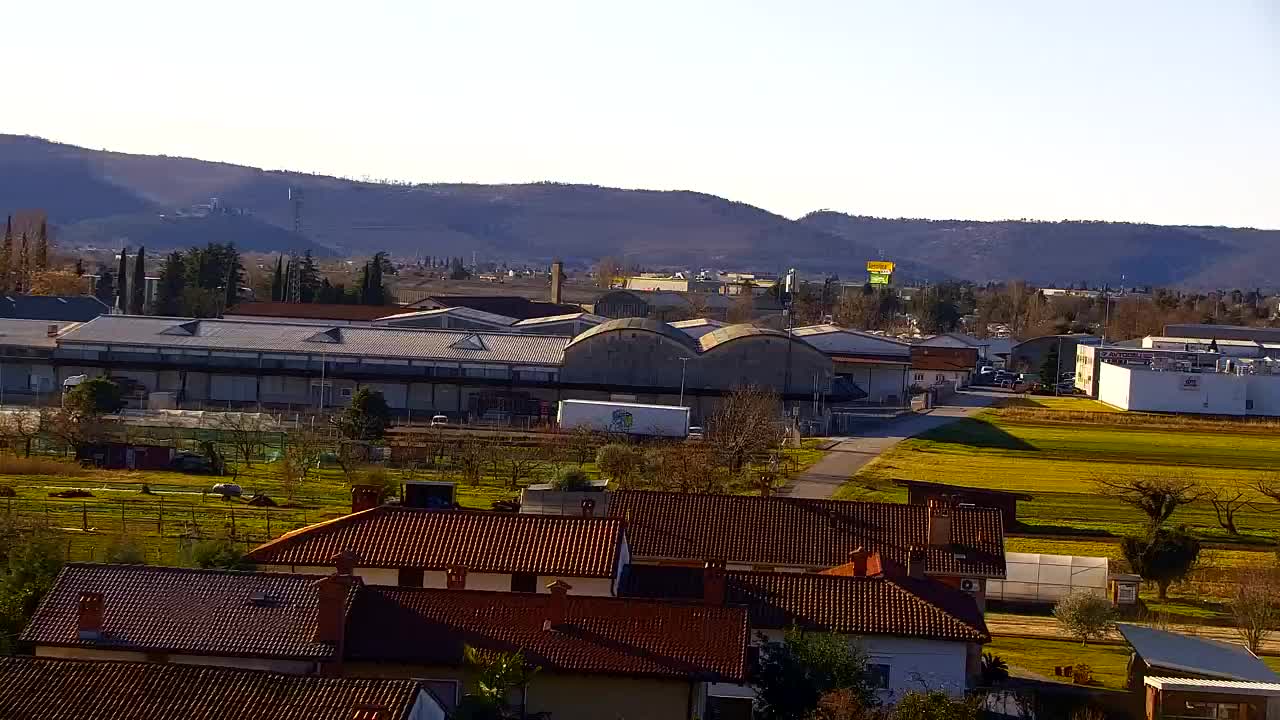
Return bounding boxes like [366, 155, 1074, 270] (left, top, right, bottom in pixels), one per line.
[1144, 677, 1280, 720]
[895, 479, 1032, 529]
[1119, 623, 1280, 693]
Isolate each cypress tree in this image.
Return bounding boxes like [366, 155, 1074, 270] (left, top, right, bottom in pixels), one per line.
[271, 255, 284, 301]
[116, 248, 129, 313]
[17, 233, 29, 293]
[35, 219, 49, 271]
[130, 246, 146, 314]
[0, 216, 11, 293]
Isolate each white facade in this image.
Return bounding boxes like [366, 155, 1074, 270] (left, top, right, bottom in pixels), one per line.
[912, 369, 969, 388]
[1098, 362, 1280, 416]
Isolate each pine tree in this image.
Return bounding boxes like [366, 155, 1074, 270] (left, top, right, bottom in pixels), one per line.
[94, 269, 115, 305]
[0, 216, 11, 293]
[155, 252, 187, 316]
[130, 246, 146, 314]
[116, 249, 129, 313]
[299, 251, 319, 302]
[271, 255, 283, 301]
[74, 258, 84, 276]
[35, 220, 49, 271]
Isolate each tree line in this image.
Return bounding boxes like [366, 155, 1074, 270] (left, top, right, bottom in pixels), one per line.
[0, 214, 52, 294]
[266, 251, 398, 306]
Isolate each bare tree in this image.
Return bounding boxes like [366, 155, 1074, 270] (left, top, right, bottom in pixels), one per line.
[1205, 484, 1253, 536]
[593, 257, 623, 289]
[497, 439, 548, 490]
[0, 410, 41, 457]
[454, 435, 488, 487]
[211, 412, 276, 467]
[644, 444, 727, 494]
[709, 386, 782, 472]
[1253, 474, 1280, 504]
[1231, 567, 1280, 654]
[1093, 476, 1203, 530]
[282, 426, 329, 486]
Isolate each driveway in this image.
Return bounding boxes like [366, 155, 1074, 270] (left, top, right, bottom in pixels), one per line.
[787, 390, 997, 499]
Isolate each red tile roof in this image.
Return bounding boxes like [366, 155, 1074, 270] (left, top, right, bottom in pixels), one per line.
[620, 565, 989, 643]
[21, 564, 345, 660]
[346, 586, 749, 682]
[0, 657, 427, 720]
[247, 506, 625, 578]
[910, 346, 978, 372]
[609, 491, 1005, 578]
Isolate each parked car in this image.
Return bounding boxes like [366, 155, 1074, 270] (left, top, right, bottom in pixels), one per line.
[687, 426, 705, 440]
[211, 483, 242, 498]
[429, 415, 449, 427]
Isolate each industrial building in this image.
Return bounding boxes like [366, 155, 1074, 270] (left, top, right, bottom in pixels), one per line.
[0, 314, 873, 427]
[791, 325, 912, 404]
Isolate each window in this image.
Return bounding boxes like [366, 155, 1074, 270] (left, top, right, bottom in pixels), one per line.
[936, 373, 946, 383]
[914, 373, 924, 381]
[1171, 702, 1243, 720]
[510, 572, 537, 593]
[340, 387, 353, 399]
[865, 663, 891, 690]
[397, 568, 424, 588]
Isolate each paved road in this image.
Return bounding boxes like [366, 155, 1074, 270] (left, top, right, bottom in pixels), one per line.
[787, 390, 998, 499]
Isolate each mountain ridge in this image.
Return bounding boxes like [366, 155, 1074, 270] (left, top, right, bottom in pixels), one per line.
[1, 134, 1274, 288]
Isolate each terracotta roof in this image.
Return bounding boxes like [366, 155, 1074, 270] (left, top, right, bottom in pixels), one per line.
[247, 506, 625, 578]
[619, 565, 989, 643]
[894, 479, 1034, 501]
[346, 585, 748, 681]
[0, 657, 427, 720]
[609, 491, 1005, 578]
[910, 346, 978, 372]
[21, 564, 347, 660]
[228, 301, 400, 321]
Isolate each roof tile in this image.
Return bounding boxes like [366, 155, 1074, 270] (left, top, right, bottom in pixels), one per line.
[0, 657, 424, 720]
[609, 491, 1005, 577]
[247, 506, 625, 577]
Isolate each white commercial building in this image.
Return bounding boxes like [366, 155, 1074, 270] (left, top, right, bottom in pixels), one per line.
[1097, 361, 1280, 416]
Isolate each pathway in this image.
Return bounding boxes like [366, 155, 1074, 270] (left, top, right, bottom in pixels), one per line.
[786, 390, 997, 499]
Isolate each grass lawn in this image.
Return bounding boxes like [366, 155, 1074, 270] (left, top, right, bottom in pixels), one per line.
[835, 408, 1280, 544]
[986, 637, 1130, 689]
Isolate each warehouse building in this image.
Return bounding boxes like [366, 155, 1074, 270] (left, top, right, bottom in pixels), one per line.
[5, 315, 847, 425]
[791, 325, 911, 404]
[1097, 360, 1280, 417]
[1074, 345, 1219, 397]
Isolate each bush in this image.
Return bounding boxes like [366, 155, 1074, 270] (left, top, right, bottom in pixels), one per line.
[64, 377, 125, 417]
[191, 537, 247, 570]
[0, 456, 86, 477]
[356, 466, 400, 503]
[595, 444, 644, 488]
[1054, 591, 1114, 646]
[104, 535, 147, 564]
[1122, 527, 1201, 600]
[552, 468, 592, 491]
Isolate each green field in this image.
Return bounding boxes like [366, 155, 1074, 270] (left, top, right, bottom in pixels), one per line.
[835, 402, 1280, 546]
[986, 637, 1130, 689]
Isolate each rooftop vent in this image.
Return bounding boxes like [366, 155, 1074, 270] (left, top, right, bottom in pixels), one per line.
[247, 591, 286, 607]
[305, 328, 343, 344]
[450, 334, 487, 351]
[160, 321, 200, 337]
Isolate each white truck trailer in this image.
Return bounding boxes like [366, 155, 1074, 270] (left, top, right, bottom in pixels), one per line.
[556, 399, 690, 438]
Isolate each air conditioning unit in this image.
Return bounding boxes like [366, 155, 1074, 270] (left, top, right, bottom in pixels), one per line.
[959, 578, 980, 593]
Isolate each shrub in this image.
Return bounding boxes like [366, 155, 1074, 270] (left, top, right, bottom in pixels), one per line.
[64, 377, 125, 417]
[356, 466, 400, 502]
[104, 534, 148, 564]
[191, 537, 247, 570]
[552, 468, 592, 491]
[0, 456, 86, 477]
[1122, 527, 1202, 600]
[1054, 591, 1114, 646]
[595, 444, 644, 488]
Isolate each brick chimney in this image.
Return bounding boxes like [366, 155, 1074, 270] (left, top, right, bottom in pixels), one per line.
[77, 592, 104, 640]
[550, 260, 564, 305]
[907, 547, 927, 580]
[351, 485, 380, 514]
[703, 559, 727, 606]
[927, 499, 953, 547]
[848, 548, 868, 576]
[865, 552, 884, 578]
[545, 580, 572, 630]
[312, 574, 352, 647]
[446, 565, 467, 590]
[580, 498, 596, 518]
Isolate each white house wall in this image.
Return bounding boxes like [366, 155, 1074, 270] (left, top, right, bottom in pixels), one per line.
[753, 630, 970, 698]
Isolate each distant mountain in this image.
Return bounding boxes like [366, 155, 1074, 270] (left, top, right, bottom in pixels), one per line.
[0, 134, 1273, 287]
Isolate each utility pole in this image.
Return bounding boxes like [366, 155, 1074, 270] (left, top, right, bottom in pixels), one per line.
[678, 357, 689, 408]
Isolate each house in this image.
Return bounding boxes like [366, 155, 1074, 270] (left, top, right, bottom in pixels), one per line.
[919, 333, 1012, 367]
[75, 441, 176, 470]
[792, 324, 912, 404]
[0, 294, 110, 322]
[1118, 624, 1280, 690]
[608, 491, 1006, 604]
[245, 506, 629, 596]
[1144, 677, 1280, 720]
[23, 562, 747, 720]
[894, 480, 1032, 529]
[620, 560, 990, 704]
[910, 346, 977, 387]
[0, 656, 444, 720]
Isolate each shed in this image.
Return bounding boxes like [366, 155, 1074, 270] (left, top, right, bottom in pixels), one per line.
[75, 442, 175, 470]
[894, 479, 1032, 528]
[1144, 677, 1280, 720]
[1119, 624, 1280, 691]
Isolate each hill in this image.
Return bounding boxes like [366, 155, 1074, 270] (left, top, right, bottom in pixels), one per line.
[1, 134, 1274, 287]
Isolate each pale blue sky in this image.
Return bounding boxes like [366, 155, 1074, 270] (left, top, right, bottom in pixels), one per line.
[5, 1, 1278, 228]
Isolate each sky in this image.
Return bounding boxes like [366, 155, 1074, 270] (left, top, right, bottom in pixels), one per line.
[4, 1, 1278, 228]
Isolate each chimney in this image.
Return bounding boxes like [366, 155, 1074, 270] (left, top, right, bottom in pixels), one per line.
[312, 575, 351, 646]
[77, 592, 105, 640]
[703, 559, 727, 606]
[907, 547, 927, 580]
[550, 260, 564, 305]
[351, 485, 380, 514]
[580, 498, 596, 518]
[446, 565, 467, 590]
[848, 547, 868, 577]
[332, 549, 357, 576]
[927, 499, 953, 547]
[545, 579, 571, 629]
[46, 323, 58, 338]
[865, 552, 884, 578]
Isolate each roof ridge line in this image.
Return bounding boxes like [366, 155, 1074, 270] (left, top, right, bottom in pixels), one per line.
[884, 576, 989, 640]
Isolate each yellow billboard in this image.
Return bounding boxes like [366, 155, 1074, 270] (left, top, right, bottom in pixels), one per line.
[866, 261, 896, 274]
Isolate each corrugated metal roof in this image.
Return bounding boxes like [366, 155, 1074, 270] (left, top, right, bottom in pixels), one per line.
[698, 323, 792, 352]
[0, 319, 80, 348]
[375, 306, 520, 326]
[58, 316, 568, 365]
[565, 317, 701, 352]
[512, 312, 606, 326]
[1118, 624, 1280, 682]
[1146, 677, 1280, 695]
